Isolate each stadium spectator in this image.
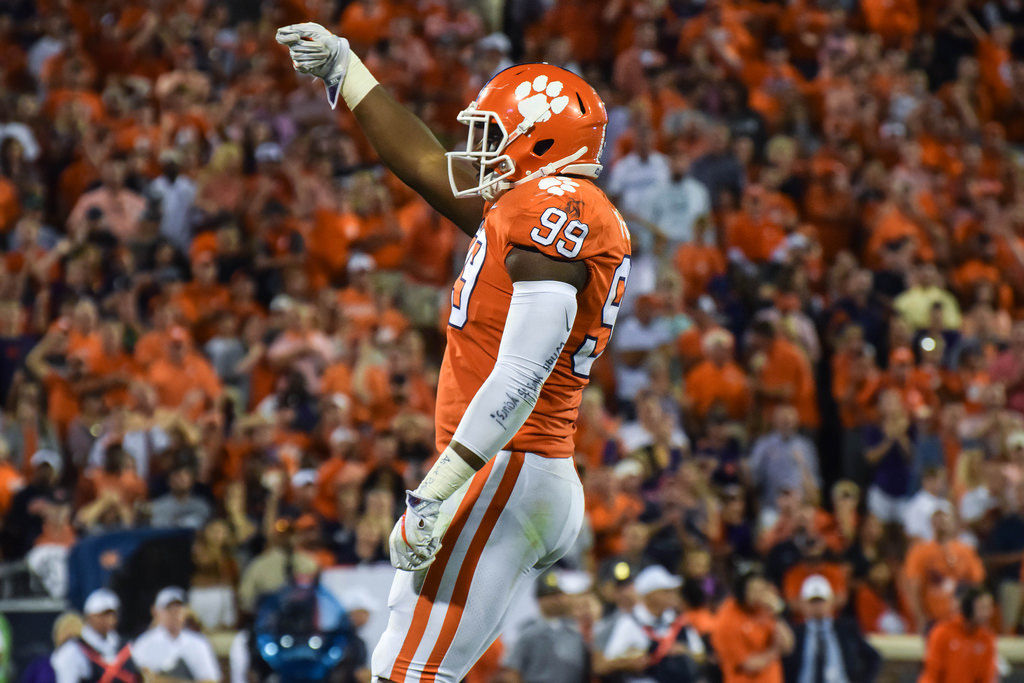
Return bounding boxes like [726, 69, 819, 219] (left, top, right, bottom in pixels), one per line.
[904, 508, 985, 632]
[711, 570, 793, 683]
[782, 575, 880, 683]
[503, 572, 588, 683]
[918, 587, 997, 683]
[131, 587, 221, 682]
[148, 457, 211, 530]
[50, 589, 134, 683]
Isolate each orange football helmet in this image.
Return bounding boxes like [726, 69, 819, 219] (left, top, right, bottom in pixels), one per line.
[446, 63, 607, 201]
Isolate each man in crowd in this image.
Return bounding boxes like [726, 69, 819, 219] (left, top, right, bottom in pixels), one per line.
[502, 572, 588, 683]
[131, 587, 221, 682]
[919, 587, 998, 683]
[51, 589, 136, 683]
[782, 575, 880, 683]
[602, 564, 707, 682]
[712, 569, 794, 683]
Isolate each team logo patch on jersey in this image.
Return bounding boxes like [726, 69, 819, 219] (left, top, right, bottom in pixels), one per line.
[538, 177, 579, 196]
[514, 75, 570, 123]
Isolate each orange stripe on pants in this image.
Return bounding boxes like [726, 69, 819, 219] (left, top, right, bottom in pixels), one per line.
[389, 458, 496, 682]
[419, 451, 526, 681]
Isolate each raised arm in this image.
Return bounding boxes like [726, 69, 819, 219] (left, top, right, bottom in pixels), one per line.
[276, 23, 485, 236]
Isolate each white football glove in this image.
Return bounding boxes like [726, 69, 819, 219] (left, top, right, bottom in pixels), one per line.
[389, 491, 443, 572]
[275, 22, 350, 106]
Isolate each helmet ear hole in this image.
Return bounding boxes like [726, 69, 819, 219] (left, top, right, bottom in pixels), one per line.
[576, 92, 586, 114]
[532, 139, 554, 156]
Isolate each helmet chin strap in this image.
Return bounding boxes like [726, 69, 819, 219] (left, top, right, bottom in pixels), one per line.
[484, 146, 593, 200]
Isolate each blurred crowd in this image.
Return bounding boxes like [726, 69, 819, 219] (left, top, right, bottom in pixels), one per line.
[4, 0, 1024, 679]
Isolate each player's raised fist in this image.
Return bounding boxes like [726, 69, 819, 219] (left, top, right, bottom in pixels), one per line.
[275, 22, 350, 86]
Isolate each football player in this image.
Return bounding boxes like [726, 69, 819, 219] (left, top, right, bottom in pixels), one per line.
[277, 23, 631, 683]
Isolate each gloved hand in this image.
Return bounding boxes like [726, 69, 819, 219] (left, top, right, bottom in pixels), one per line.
[275, 22, 350, 89]
[389, 491, 443, 571]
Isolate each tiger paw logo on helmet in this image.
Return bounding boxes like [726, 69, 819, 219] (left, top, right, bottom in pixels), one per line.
[538, 177, 578, 196]
[514, 75, 570, 123]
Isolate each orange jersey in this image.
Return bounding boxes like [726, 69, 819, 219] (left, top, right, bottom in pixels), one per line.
[435, 177, 631, 459]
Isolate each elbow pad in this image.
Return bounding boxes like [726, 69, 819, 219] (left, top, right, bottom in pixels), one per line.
[451, 280, 578, 460]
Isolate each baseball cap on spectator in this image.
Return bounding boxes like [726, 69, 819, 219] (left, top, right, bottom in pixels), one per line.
[329, 426, 357, 446]
[613, 458, 643, 480]
[701, 328, 734, 353]
[535, 571, 563, 598]
[84, 588, 120, 615]
[832, 480, 860, 502]
[557, 570, 593, 595]
[800, 574, 834, 602]
[634, 565, 683, 596]
[154, 587, 186, 609]
[254, 142, 283, 163]
[477, 32, 511, 54]
[291, 469, 317, 489]
[610, 561, 635, 584]
[31, 449, 62, 475]
[269, 294, 296, 313]
[348, 253, 376, 273]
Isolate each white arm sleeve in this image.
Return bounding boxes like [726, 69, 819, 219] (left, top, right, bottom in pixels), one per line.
[414, 280, 577, 500]
[453, 279, 578, 458]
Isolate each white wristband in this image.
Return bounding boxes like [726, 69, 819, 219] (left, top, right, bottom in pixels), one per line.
[414, 447, 478, 501]
[340, 51, 378, 110]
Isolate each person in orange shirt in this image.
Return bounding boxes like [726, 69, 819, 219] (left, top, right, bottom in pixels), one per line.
[585, 466, 645, 560]
[919, 587, 998, 683]
[340, 173, 405, 272]
[861, 0, 919, 47]
[134, 305, 181, 367]
[711, 570, 794, 683]
[676, 298, 726, 371]
[0, 437, 24, 517]
[0, 175, 19, 234]
[145, 326, 222, 413]
[337, 0, 393, 50]
[685, 329, 751, 421]
[171, 250, 231, 330]
[855, 559, 913, 635]
[747, 320, 818, 429]
[878, 347, 938, 414]
[904, 508, 985, 633]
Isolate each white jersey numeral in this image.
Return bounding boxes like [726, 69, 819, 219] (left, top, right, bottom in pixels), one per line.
[571, 255, 630, 377]
[530, 207, 589, 258]
[449, 229, 487, 329]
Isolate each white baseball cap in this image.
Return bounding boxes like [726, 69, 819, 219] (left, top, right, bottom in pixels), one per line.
[31, 449, 62, 475]
[556, 570, 593, 596]
[800, 574, 834, 602]
[291, 469, 317, 489]
[84, 588, 120, 615]
[634, 565, 683, 596]
[154, 587, 186, 609]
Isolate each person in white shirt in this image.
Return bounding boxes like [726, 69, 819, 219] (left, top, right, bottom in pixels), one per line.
[960, 459, 1005, 527]
[638, 144, 712, 250]
[903, 467, 953, 541]
[602, 565, 705, 683]
[131, 587, 221, 683]
[607, 126, 671, 219]
[51, 589, 134, 683]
